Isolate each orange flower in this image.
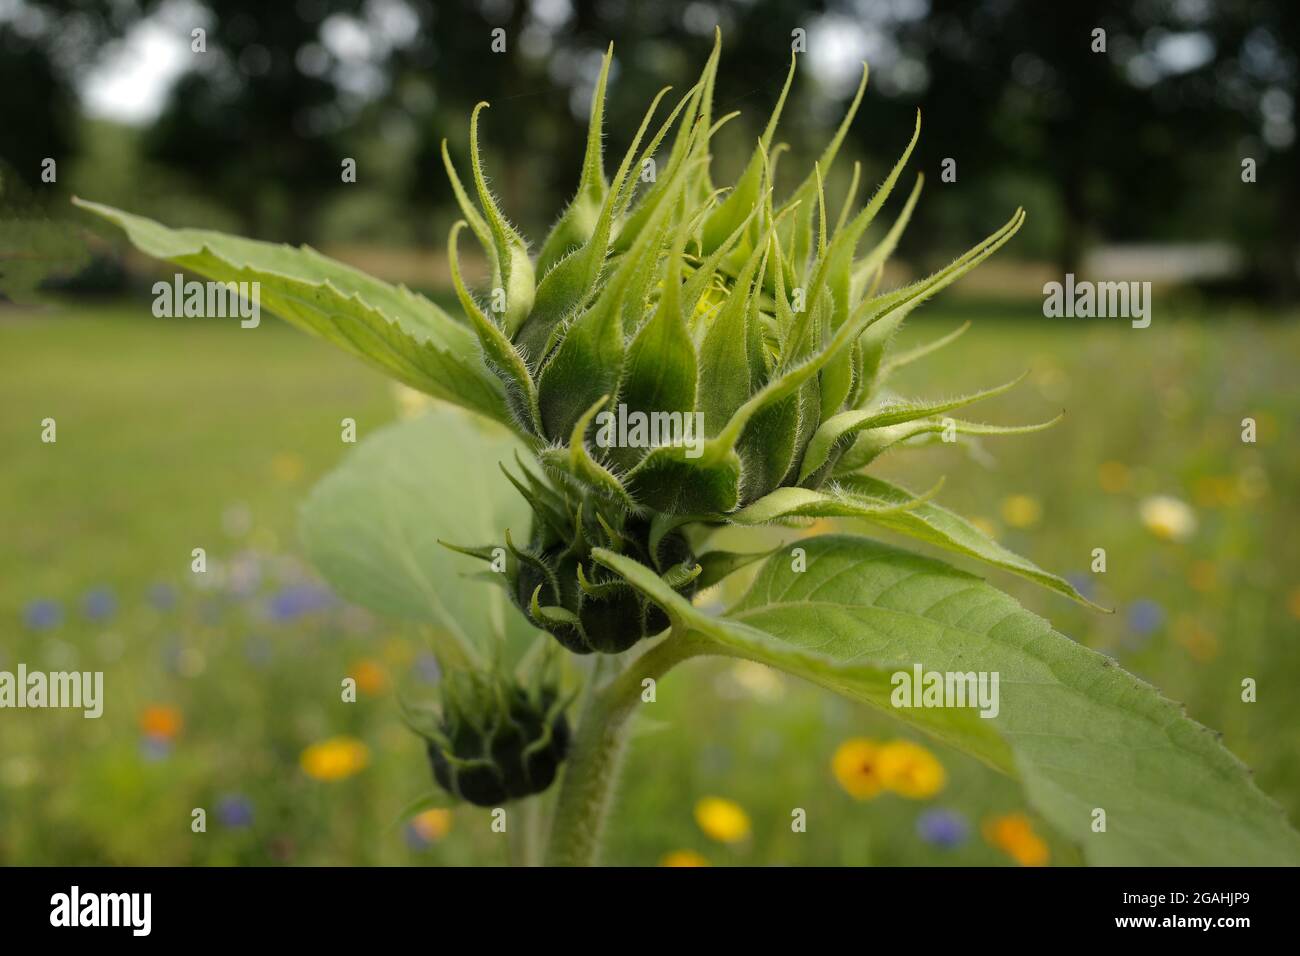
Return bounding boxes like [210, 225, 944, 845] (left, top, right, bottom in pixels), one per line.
[300, 736, 370, 781]
[349, 659, 389, 695]
[1173, 615, 1220, 663]
[983, 812, 1050, 866]
[139, 705, 183, 741]
[410, 808, 453, 841]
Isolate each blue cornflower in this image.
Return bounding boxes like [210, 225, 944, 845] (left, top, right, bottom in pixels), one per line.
[83, 586, 117, 622]
[23, 599, 63, 631]
[146, 582, 178, 612]
[217, 794, 255, 829]
[916, 808, 969, 849]
[1127, 599, 1165, 635]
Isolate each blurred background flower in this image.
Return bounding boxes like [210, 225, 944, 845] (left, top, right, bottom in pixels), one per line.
[1139, 495, 1197, 542]
[404, 808, 453, 849]
[832, 738, 885, 800]
[660, 849, 711, 867]
[877, 740, 947, 799]
[983, 813, 1050, 866]
[22, 599, 62, 631]
[694, 797, 751, 844]
[81, 586, 116, 622]
[300, 737, 369, 782]
[917, 808, 970, 849]
[1000, 494, 1042, 529]
[217, 794, 255, 829]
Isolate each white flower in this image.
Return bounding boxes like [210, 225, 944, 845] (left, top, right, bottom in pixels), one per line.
[1140, 495, 1197, 542]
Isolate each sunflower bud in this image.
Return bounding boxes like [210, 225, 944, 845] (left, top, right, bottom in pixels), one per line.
[441, 37, 1038, 536]
[446, 462, 701, 655]
[421, 670, 570, 807]
[438, 36, 1094, 648]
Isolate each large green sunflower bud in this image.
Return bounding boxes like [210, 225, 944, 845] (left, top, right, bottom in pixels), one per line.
[419, 668, 570, 807]
[434, 33, 1092, 652]
[441, 35, 1048, 533]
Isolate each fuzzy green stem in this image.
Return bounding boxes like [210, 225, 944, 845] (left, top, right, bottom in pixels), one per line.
[543, 631, 702, 866]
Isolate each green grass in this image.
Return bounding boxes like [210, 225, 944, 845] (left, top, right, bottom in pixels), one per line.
[1, 297, 1297, 865]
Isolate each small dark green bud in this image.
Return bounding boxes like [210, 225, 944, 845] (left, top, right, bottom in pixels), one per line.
[424, 673, 570, 807]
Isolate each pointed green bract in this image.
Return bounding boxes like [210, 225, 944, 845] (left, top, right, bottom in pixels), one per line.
[536, 45, 614, 278]
[468, 103, 535, 335]
[838, 474, 1103, 609]
[799, 370, 1029, 481]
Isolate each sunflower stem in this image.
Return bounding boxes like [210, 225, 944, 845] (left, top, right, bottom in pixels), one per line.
[543, 631, 701, 866]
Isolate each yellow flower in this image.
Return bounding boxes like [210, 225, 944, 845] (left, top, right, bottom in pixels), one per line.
[1000, 494, 1042, 529]
[411, 808, 453, 841]
[1172, 615, 1219, 663]
[1097, 460, 1131, 494]
[1139, 495, 1197, 542]
[694, 797, 751, 844]
[831, 737, 885, 800]
[876, 739, 946, 799]
[300, 736, 370, 781]
[139, 705, 183, 741]
[983, 812, 1050, 866]
[803, 518, 836, 537]
[660, 849, 711, 867]
[270, 452, 304, 484]
[349, 659, 389, 695]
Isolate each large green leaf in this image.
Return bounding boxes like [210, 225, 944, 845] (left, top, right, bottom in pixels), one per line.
[300, 407, 536, 666]
[72, 199, 509, 425]
[596, 535, 1300, 866]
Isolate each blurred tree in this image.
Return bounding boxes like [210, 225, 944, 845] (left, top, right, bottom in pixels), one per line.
[0, 23, 77, 191]
[0, 0, 128, 194]
[140, 0, 361, 243]
[872, 0, 1213, 274]
[5, 0, 1295, 296]
[1193, 0, 1299, 300]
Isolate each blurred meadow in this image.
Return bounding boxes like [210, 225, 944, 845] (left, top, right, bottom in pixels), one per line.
[3, 292, 1297, 866]
[3, 0, 1300, 866]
